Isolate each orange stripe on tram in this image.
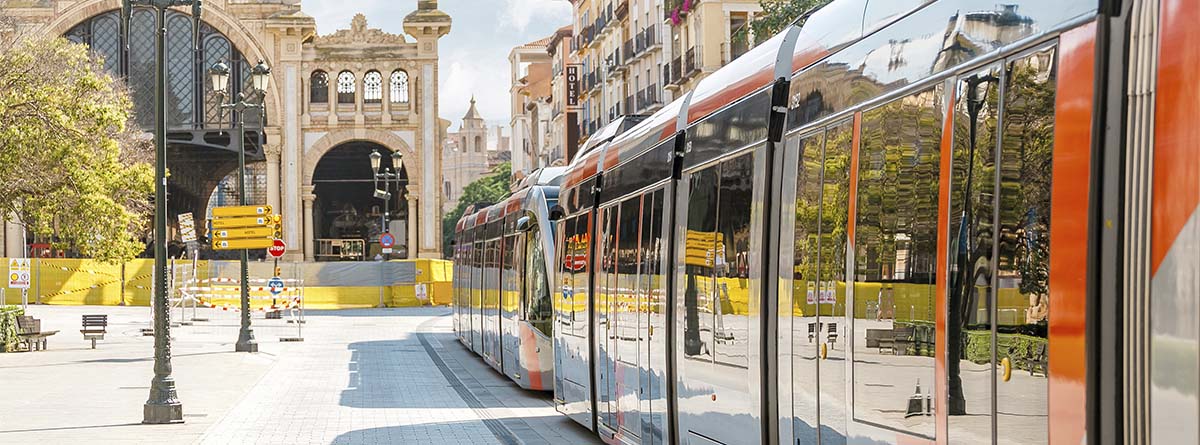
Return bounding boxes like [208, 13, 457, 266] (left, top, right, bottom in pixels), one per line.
[1048, 21, 1096, 445]
[934, 83, 956, 445]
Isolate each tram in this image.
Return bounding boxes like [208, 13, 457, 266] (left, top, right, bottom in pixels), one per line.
[546, 0, 1195, 444]
[451, 116, 648, 391]
[451, 167, 565, 391]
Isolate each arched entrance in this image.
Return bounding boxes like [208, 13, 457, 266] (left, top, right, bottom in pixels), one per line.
[311, 142, 410, 261]
[62, 7, 271, 256]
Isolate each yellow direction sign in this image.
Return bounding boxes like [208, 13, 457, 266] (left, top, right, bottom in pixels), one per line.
[211, 215, 280, 229]
[213, 238, 276, 250]
[213, 227, 276, 239]
[212, 205, 272, 218]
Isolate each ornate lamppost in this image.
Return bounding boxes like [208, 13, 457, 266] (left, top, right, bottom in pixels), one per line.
[209, 60, 271, 353]
[121, 0, 203, 425]
[369, 149, 406, 259]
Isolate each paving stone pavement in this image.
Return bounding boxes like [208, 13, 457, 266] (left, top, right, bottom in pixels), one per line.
[0, 305, 598, 445]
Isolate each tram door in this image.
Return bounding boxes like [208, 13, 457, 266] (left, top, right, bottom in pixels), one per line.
[946, 47, 1055, 445]
[779, 119, 852, 445]
[471, 238, 484, 354]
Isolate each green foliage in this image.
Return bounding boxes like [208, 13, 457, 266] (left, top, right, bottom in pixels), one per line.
[963, 330, 1048, 373]
[735, 0, 833, 43]
[1, 306, 24, 353]
[0, 37, 154, 263]
[441, 162, 512, 257]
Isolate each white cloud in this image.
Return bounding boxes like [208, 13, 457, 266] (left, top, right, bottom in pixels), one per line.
[501, 0, 572, 33]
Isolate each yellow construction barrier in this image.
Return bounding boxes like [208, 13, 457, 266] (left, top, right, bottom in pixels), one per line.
[0, 257, 454, 309]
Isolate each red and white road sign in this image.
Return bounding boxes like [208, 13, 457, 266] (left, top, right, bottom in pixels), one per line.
[267, 239, 286, 258]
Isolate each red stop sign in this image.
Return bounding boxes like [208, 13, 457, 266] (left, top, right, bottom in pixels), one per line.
[267, 239, 286, 258]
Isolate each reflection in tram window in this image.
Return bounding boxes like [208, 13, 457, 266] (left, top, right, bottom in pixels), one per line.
[714, 154, 754, 369]
[852, 85, 943, 440]
[617, 198, 642, 366]
[683, 167, 719, 361]
[557, 217, 576, 336]
[597, 206, 618, 427]
[572, 215, 591, 338]
[995, 46, 1055, 445]
[502, 234, 519, 317]
[948, 64, 1001, 444]
[790, 128, 823, 443]
[525, 219, 553, 336]
[642, 189, 669, 443]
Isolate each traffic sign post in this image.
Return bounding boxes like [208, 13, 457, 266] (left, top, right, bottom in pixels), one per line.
[209, 205, 282, 354]
[9, 258, 30, 310]
[267, 276, 285, 296]
[380, 232, 395, 256]
[267, 239, 286, 259]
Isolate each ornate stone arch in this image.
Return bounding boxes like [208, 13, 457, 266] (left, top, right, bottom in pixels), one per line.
[303, 128, 420, 193]
[40, 0, 283, 128]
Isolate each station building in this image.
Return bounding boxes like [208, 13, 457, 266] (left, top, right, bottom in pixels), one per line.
[2, 0, 451, 260]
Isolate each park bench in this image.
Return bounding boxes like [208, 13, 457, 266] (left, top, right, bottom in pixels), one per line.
[892, 325, 915, 356]
[1020, 342, 1049, 377]
[866, 328, 890, 351]
[16, 316, 58, 351]
[826, 322, 838, 348]
[81, 314, 108, 349]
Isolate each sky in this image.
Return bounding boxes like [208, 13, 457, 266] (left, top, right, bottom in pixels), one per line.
[302, 0, 572, 129]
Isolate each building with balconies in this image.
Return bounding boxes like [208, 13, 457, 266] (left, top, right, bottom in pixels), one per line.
[662, 0, 762, 94]
[509, 35, 555, 180]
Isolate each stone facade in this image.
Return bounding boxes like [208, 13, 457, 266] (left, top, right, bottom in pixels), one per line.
[4, 0, 450, 260]
[441, 98, 493, 213]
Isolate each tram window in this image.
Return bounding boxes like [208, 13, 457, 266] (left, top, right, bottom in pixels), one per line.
[502, 234, 518, 316]
[642, 190, 665, 318]
[597, 207, 616, 354]
[525, 219, 553, 336]
[852, 84, 943, 440]
[714, 153, 753, 368]
[947, 64, 1001, 443]
[571, 214, 592, 338]
[616, 197, 642, 365]
[557, 217, 577, 336]
[682, 166, 719, 361]
[994, 47, 1055, 445]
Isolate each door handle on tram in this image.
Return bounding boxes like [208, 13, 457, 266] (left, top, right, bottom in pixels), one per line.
[1001, 356, 1012, 382]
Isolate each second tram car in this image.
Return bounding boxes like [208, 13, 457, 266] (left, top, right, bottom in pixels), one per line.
[452, 167, 565, 391]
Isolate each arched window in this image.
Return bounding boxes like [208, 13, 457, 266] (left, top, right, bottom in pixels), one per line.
[337, 71, 356, 104]
[364, 71, 382, 104]
[474, 135, 483, 152]
[390, 70, 410, 104]
[310, 71, 329, 104]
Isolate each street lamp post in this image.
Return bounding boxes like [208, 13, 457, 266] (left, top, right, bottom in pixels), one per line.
[210, 60, 271, 353]
[121, 0, 203, 425]
[369, 150, 405, 260]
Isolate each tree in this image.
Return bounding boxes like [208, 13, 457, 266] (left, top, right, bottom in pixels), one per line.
[441, 162, 512, 257]
[0, 36, 155, 263]
[735, 0, 833, 43]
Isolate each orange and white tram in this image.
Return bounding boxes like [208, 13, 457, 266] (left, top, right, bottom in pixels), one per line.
[541, 0, 1197, 444]
[452, 168, 566, 391]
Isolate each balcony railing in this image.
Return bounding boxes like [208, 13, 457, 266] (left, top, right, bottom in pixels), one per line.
[634, 25, 660, 56]
[669, 57, 683, 85]
[625, 95, 635, 115]
[615, 0, 628, 20]
[612, 48, 626, 73]
[637, 85, 661, 110]
[622, 39, 635, 65]
[685, 47, 698, 75]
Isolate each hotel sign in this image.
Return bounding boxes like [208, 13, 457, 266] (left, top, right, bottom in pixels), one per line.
[566, 64, 580, 109]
